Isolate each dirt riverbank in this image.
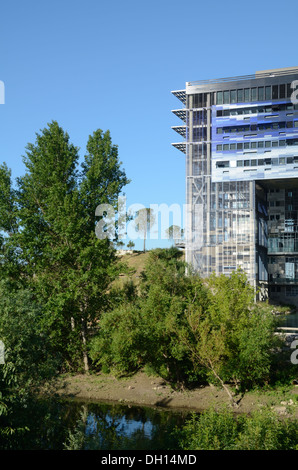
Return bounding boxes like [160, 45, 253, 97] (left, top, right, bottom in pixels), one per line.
[48, 370, 298, 417]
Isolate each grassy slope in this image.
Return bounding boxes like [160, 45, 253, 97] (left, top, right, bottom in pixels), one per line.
[114, 250, 151, 288]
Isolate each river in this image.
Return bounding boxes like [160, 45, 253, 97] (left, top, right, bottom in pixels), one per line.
[1, 397, 190, 450]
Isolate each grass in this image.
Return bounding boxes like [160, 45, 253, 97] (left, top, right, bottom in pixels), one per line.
[113, 250, 150, 288]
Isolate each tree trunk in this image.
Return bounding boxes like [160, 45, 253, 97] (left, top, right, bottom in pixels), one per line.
[81, 318, 89, 373]
[209, 361, 238, 408]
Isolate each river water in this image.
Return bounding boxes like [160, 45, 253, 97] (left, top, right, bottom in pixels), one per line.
[3, 398, 190, 450]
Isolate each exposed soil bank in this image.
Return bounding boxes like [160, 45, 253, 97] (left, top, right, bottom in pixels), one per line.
[49, 370, 298, 417]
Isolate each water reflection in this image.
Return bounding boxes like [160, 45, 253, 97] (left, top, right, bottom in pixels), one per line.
[66, 401, 188, 450]
[1, 398, 189, 450]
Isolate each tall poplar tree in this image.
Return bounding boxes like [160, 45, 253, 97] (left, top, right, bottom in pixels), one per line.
[8, 121, 129, 371]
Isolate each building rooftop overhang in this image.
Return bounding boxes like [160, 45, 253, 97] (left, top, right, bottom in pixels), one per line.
[186, 67, 298, 88]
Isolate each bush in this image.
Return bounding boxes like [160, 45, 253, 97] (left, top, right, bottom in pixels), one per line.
[89, 304, 145, 375]
[177, 406, 298, 450]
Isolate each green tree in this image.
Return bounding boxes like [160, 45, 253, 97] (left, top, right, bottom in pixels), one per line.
[134, 207, 155, 252]
[176, 270, 278, 405]
[3, 121, 129, 372]
[0, 280, 59, 445]
[165, 225, 184, 246]
[135, 248, 208, 385]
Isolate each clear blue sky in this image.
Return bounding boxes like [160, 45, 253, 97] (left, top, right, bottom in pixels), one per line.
[0, 0, 297, 250]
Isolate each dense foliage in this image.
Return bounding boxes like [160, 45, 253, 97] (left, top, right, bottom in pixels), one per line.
[177, 406, 298, 450]
[89, 247, 284, 403]
[0, 121, 129, 444]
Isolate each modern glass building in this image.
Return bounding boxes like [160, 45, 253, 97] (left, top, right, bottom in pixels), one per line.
[171, 67, 298, 305]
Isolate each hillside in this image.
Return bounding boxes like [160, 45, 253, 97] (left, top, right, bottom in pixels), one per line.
[114, 250, 151, 287]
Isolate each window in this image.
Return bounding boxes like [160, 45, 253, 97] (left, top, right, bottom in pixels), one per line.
[237, 89, 243, 102]
[223, 90, 230, 104]
[258, 87, 264, 100]
[223, 144, 229, 151]
[287, 83, 292, 98]
[230, 143, 236, 150]
[217, 91, 223, 104]
[265, 141, 271, 148]
[230, 90, 237, 103]
[216, 161, 229, 168]
[279, 140, 286, 146]
[217, 144, 222, 151]
[258, 141, 264, 148]
[244, 88, 250, 102]
[251, 88, 257, 101]
[279, 84, 286, 98]
[265, 86, 271, 100]
[272, 85, 278, 99]
[237, 143, 243, 150]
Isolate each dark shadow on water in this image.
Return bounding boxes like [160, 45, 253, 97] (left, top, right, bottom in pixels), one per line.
[0, 396, 191, 450]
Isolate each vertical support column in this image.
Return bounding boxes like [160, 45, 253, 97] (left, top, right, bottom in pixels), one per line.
[186, 94, 193, 268]
[250, 180, 257, 294]
[206, 93, 212, 276]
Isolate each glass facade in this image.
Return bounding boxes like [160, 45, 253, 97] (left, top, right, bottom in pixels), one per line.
[172, 67, 298, 305]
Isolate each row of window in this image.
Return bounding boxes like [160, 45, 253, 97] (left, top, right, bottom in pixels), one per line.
[269, 286, 298, 295]
[216, 156, 298, 169]
[269, 201, 297, 210]
[286, 286, 298, 296]
[216, 120, 298, 135]
[216, 138, 298, 152]
[216, 102, 298, 117]
[269, 214, 281, 221]
[216, 83, 293, 105]
[269, 257, 298, 263]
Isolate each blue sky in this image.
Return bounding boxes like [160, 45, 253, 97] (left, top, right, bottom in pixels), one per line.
[0, 0, 297, 250]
